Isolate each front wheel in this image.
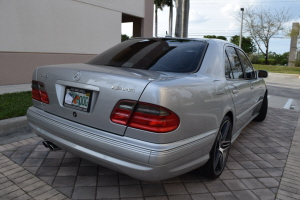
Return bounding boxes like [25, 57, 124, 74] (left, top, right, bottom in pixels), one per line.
[203, 116, 232, 179]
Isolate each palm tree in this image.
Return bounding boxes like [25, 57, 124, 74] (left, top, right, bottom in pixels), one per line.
[154, 0, 165, 37]
[175, 0, 189, 38]
[164, 0, 174, 36]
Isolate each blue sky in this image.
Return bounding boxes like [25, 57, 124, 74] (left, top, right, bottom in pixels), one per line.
[122, 0, 300, 54]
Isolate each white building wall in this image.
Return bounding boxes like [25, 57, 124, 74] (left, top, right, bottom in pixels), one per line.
[0, 0, 138, 54]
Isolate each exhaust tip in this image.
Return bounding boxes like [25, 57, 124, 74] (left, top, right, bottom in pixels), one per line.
[43, 141, 50, 148]
[48, 144, 61, 151]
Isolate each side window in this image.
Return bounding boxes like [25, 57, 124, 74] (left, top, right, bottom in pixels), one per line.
[237, 49, 255, 79]
[225, 47, 244, 79]
[225, 52, 233, 79]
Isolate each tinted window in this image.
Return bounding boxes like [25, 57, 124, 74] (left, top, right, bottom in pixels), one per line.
[225, 47, 244, 79]
[225, 53, 233, 79]
[237, 50, 255, 79]
[87, 38, 207, 73]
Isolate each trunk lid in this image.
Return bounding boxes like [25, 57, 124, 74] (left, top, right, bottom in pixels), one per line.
[35, 63, 169, 135]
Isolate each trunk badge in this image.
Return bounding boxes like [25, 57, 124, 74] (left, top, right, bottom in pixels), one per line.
[73, 71, 81, 82]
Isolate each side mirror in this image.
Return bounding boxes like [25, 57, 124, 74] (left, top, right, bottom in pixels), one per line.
[257, 70, 268, 78]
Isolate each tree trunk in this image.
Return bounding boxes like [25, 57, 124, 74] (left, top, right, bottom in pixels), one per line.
[168, 1, 173, 36]
[175, 0, 182, 37]
[182, 0, 189, 38]
[265, 47, 269, 65]
[155, 5, 158, 37]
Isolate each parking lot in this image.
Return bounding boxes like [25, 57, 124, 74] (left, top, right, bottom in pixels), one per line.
[0, 73, 300, 200]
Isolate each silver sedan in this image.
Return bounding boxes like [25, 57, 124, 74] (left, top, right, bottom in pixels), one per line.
[27, 38, 268, 181]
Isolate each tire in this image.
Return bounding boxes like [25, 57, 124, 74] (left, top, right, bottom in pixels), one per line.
[253, 92, 268, 122]
[203, 116, 232, 179]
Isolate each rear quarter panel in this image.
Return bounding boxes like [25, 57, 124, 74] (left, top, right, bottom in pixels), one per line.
[125, 75, 235, 143]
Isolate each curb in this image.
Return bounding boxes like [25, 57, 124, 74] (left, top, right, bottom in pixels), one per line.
[0, 116, 29, 133]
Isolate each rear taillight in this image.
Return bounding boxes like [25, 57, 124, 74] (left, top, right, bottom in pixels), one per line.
[31, 81, 49, 104]
[111, 100, 180, 133]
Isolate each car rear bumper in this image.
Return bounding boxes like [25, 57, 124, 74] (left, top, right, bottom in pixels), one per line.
[27, 106, 217, 181]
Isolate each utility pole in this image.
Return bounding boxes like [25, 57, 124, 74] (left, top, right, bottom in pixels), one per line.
[239, 8, 244, 48]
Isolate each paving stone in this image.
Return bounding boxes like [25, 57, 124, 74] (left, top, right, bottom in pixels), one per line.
[75, 176, 97, 187]
[57, 166, 78, 176]
[211, 191, 237, 200]
[3, 166, 24, 176]
[34, 145, 50, 152]
[204, 180, 229, 193]
[80, 159, 98, 166]
[222, 179, 248, 190]
[120, 185, 143, 198]
[252, 189, 275, 200]
[24, 166, 39, 174]
[219, 170, 237, 180]
[53, 176, 76, 187]
[42, 158, 63, 167]
[96, 186, 120, 199]
[1, 189, 26, 200]
[179, 171, 201, 182]
[145, 196, 168, 200]
[0, 184, 19, 196]
[28, 184, 53, 197]
[35, 189, 60, 200]
[162, 176, 181, 183]
[240, 178, 266, 190]
[17, 176, 41, 188]
[278, 189, 300, 200]
[142, 184, 166, 196]
[264, 168, 283, 177]
[168, 194, 192, 200]
[191, 193, 215, 200]
[98, 165, 118, 175]
[23, 180, 46, 192]
[22, 158, 44, 167]
[163, 183, 188, 195]
[47, 151, 66, 159]
[97, 174, 119, 186]
[184, 182, 208, 194]
[247, 169, 270, 178]
[253, 160, 274, 168]
[56, 187, 73, 197]
[48, 193, 68, 200]
[231, 170, 253, 178]
[0, 180, 14, 190]
[36, 166, 59, 176]
[119, 174, 140, 185]
[0, 177, 9, 184]
[78, 166, 98, 176]
[7, 170, 30, 180]
[232, 190, 259, 200]
[238, 161, 259, 169]
[61, 158, 81, 167]
[226, 162, 244, 170]
[72, 186, 96, 199]
[258, 177, 280, 188]
[14, 193, 32, 200]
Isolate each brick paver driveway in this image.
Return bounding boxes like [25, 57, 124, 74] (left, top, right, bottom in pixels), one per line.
[1, 107, 299, 200]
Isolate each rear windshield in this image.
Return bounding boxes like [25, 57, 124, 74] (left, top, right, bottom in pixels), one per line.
[87, 38, 207, 73]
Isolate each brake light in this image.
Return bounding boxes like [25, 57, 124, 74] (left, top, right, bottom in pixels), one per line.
[111, 100, 180, 133]
[31, 81, 49, 104]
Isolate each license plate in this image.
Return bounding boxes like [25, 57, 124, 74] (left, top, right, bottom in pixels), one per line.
[63, 87, 93, 112]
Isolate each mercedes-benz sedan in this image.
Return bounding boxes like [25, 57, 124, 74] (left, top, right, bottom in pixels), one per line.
[27, 38, 268, 181]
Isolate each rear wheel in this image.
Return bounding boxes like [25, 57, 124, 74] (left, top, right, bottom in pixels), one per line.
[203, 116, 232, 178]
[253, 92, 268, 122]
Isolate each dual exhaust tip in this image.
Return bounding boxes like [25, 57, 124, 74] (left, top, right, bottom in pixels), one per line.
[42, 141, 61, 151]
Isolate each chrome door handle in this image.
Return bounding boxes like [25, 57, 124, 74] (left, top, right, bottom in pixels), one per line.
[232, 89, 239, 94]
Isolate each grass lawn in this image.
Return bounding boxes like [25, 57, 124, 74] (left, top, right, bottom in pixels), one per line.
[0, 91, 32, 120]
[253, 64, 300, 75]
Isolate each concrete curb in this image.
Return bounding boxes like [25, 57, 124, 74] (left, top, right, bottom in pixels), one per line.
[0, 116, 29, 133]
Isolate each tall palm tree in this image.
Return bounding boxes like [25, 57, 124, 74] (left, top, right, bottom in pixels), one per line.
[175, 0, 189, 38]
[154, 0, 165, 37]
[164, 0, 174, 36]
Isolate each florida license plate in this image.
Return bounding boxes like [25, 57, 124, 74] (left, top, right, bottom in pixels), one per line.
[63, 87, 93, 112]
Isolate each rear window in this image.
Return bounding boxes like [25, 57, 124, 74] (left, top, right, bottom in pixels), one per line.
[87, 38, 207, 73]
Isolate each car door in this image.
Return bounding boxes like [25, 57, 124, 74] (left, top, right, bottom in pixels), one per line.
[225, 46, 253, 135]
[236, 49, 263, 115]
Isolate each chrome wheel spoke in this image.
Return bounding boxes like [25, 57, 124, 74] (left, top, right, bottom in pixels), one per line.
[221, 140, 231, 151]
